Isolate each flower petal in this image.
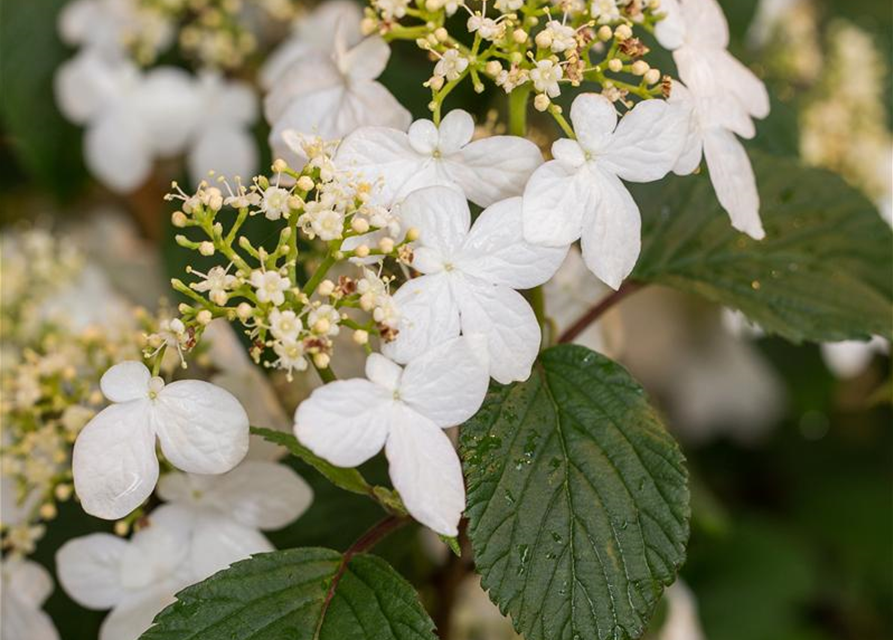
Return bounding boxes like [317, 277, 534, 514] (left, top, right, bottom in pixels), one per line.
[400, 185, 471, 259]
[703, 128, 765, 240]
[454, 276, 541, 384]
[385, 405, 465, 536]
[444, 135, 544, 207]
[294, 379, 392, 467]
[399, 334, 490, 426]
[580, 170, 642, 289]
[522, 161, 591, 247]
[135, 67, 201, 157]
[456, 197, 566, 289]
[365, 353, 403, 392]
[84, 109, 153, 194]
[569, 93, 617, 152]
[100, 586, 179, 640]
[8, 559, 54, 607]
[381, 273, 461, 365]
[681, 0, 730, 49]
[56, 534, 128, 609]
[601, 99, 689, 182]
[654, 0, 686, 50]
[436, 110, 475, 155]
[189, 126, 257, 182]
[153, 381, 250, 475]
[341, 36, 391, 81]
[100, 361, 150, 403]
[72, 402, 158, 520]
[713, 49, 770, 120]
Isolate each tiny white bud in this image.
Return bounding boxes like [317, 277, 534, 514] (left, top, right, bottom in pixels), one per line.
[199, 241, 215, 256]
[313, 352, 330, 369]
[644, 68, 661, 85]
[171, 211, 188, 227]
[355, 244, 371, 258]
[631, 60, 649, 76]
[434, 27, 448, 42]
[428, 75, 445, 91]
[598, 25, 613, 41]
[485, 60, 502, 76]
[608, 58, 623, 73]
[351, 217, 370, 233]
[272, 158, 288, 173]
[296, 176, 314, 191]
[615, 24, 632, 40]
[196, 310, 213, 325]
[360, 17, 377, 35]
[513, 29, 528, 44]
[534, 30, 553, 49]
[353, 329, 369, 345]
[405, 227, 420, 242]
[313, 318, 331, 334]
[318, 280, 336, 297]
[236, 302, 253, 320]
[534, 93, 551, 112]
[360, 291, 376, 311]
[378, 237, 395, 254]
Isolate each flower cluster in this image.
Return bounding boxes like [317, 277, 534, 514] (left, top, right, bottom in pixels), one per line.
[157, 137, 409, 381]
[0, 229, 143, 555]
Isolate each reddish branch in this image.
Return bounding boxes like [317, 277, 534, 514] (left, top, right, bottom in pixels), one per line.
[558, 280, 643, 344]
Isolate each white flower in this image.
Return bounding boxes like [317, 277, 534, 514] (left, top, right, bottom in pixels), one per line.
[821, 337, 889, 379]
[58, 0, 173, 61]
[151, 460, 313, 579]
[658, 582, 706, 640]
[545, 20, 578, 53]
[1, 558, 59, 640]
[376, 0, 411, 20]
[529, 59, 563, 98]
[335, 109, 544, 208]
[310, 208, 345, 241]
[495, 0, 524, 11]
[188, 72, 258, 182]
[260, 0, 363, 89]
[56, 521, 191, 640]
[265, 26, 411, 170]
[273, 340, 309, 376]
[191, 265, 237, 305]
[268, 308, 303, 341]
[308, 304, 341, 337]
[250, 269, 291, 305]
[72, 361, 250, 519]
[384, 186, 565, 383]
[260, 185, 292, 221]
[655, 0, 770, 239]
[467, 15, 505, 41]
[434, 48, 469, 81]
[54, 52, 202, 193]
[295, 336, 490, 535]
[522, 93, 688, 288]
[590, 0, 621, 23]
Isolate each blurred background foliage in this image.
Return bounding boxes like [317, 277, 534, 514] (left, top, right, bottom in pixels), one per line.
[1, 0, 891, 639]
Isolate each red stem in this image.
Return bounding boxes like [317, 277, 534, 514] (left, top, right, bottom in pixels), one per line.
[558, 281, 643, 344]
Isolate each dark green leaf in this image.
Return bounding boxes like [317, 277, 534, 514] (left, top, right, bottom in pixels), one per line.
[141, 548, 437, 640]
[633, 152, 893, 343]
[251, 427, 373, 497]
[461, 345, 690, 640]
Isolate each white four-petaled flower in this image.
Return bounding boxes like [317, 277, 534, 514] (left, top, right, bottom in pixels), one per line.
[1, 558, 59, 640]
[72, 361, 250, 520]
[386, 186, 565, 383]
[335, 109, 544, 207]
[295, 336, 490, 536]
[522, 93, 688, 289]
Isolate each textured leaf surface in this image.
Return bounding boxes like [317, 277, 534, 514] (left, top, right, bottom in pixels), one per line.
[632, 152, 893, 342]
[461, 345, 689, 640]
[141, 548, 437, 640]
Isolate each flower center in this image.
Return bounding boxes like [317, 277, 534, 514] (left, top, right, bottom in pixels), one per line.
[148, 376, 165, 399]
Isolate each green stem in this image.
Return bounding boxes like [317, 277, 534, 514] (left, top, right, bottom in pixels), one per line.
[508, 85, 531, 136]
[302, 251, 337, 297]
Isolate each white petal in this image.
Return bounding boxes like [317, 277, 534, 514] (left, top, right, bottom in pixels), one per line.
[400, 334, 490, 426]
[294, 379, 392, 467]
[522, 161, 591, 247]
[100, 587, 179, 640]
[263, 54, 341, 124]
[381, 273, 461, 364]
[73, 402, 158, 520]
[654, 0, 686, 50]
[0, 574, 59, 640]
[601, 99, 689, 182]
[444, 135, 544, 207]
[703, 128, 765, 240]
[136, 67, 201, 157]
[454, 276, 541, 384]
[342, 36, 391, 81]
[204, 461, 313, 530]
[334, 125, 429, 206]
[580, 170, 642, 289]
[100, 361, 150, 403]
[385, 406, 465, 536]
[188, 126, 258, 182]
[365, 353, 403, 392]
[84, 110, 153, 194]
[56, 534, 128, 609]
[400, 185, 471, 259]
[681, 0, 730, 49]
[569, 93, 617, 152]
[53, 51, 128, 124]
[8, 559, 54, 607]
[456, 197, 566, 289]
[437, 110, 475, 154]
[152, 381, 250, 475]
[408, 119, 439, 154]
[713, 49, 771, 120]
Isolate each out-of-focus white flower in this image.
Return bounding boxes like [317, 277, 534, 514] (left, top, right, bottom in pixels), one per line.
[591, 0, 621, 24]
[58, 0, 174, 62]
[658, 582, 707, 640]
[335, 110, 544, 207]
[295, 336, 490, 535]
[265, 25, 411, 169]
[384, 186, 564, 383]
[56, 522, 190, 640]
[522, 93, 688, 289]
[188, 72, 258, 181]
[260, 0, 363, 89]
[0, 558, 59, 640]
[821, 338, 889, 379]
[72, 361, 250, 520]
[151, 460, 312, 578]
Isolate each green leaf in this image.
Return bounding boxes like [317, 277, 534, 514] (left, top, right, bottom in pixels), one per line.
[460, 345, 690, 640]
[632, 152, 893, 343]
[251, 427, 373, 497]
[141, 548, 438, 640]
